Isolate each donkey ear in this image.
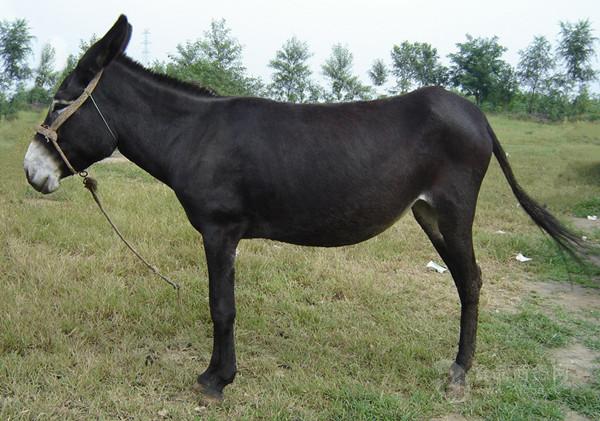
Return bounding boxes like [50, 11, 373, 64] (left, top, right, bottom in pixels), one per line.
[77, 15, 132, 75]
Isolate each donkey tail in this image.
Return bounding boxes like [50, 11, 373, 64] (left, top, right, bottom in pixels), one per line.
[487, 123, 587, 260]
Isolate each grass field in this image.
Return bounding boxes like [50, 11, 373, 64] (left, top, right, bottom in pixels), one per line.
[1, 111, 600, 420]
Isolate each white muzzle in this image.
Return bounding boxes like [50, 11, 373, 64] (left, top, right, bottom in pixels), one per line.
[24, 139, 62, 194]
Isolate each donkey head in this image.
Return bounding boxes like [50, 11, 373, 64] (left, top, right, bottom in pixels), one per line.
[24, 15, 132, 193]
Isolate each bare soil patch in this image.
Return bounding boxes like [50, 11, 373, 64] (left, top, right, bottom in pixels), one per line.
[528, 281, 600, 388]
[430, 414, 474, 421]
[552, 342, 600, 385]
[564, 409, 593, 421]
[527, 281, 600, 313]
[570, 216, 600, 233]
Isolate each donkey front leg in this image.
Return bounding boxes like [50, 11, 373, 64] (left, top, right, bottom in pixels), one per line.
[194, 225, 241, 402]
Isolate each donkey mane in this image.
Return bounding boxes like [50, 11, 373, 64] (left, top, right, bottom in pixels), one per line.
[116, 55, 221, 98]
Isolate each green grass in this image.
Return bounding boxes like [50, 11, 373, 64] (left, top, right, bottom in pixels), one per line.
[1, 111, 600, 419]
[572, 197, 600, 218]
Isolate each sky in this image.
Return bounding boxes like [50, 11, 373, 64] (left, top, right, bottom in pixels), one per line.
[2, 0, 599, 91]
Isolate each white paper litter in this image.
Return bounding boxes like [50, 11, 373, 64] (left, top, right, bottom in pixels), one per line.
[587, 215, 598, 221]
[426, 260, 448, 273]
[494, 230, 507, 234]
[515, 253, 532, 262]
[582, 236, 588, 241]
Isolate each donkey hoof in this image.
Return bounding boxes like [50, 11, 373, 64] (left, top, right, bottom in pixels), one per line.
[445, 362, 467, 402]
[445, 381, 466, 402]
[192, 381, 224, 404]
[448, 362, 466, 384]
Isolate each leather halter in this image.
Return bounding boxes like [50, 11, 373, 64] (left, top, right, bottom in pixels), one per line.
[35, 70, 114, 176]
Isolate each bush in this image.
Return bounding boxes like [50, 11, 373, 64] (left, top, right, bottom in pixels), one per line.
[27, 86, 52, 107]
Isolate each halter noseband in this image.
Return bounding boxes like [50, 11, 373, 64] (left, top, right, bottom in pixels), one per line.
[35, 69, 116, 177]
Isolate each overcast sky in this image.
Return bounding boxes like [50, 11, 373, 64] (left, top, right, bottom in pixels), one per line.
[2, 0, 599, 90]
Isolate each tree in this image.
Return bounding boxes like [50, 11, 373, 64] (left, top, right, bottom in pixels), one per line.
[557, 19, 598, 94]
[390, 41, 448, 93]
[518, 36, 555, 112]
[0, 18, 34, 91]
[30, 43, 58, 104]
[51, 34, 98, 93]
[0, 89, 9, 117]
[449, 35, 513, 106]
[165, 19, 262, 96]
[171, 19, 244, 72]
[368, 59, 388, 87]
[78, 34, 99, 57]
[487, 62, 519, 108]
[54, 54, 77, 91]
[536, 74, 572, 120]
[34, 44, 57, 88]
[172, 40, 202, 68]
[322, 44, 372, 102]
[198, 19, 244, 73]
[268, 36, 317, 103]
[166, 59, 263, 97]
[390, 42, 416, 93]
[413, 43, 448, 88]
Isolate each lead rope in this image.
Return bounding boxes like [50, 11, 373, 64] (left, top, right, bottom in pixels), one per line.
[38, 100, 181, 296]
[82, 176, 181, 293]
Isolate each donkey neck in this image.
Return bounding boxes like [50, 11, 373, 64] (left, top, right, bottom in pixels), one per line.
[96, 57, 218, 187]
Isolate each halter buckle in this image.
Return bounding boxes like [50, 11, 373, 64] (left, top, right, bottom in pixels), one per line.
[35, 124, 58, 143]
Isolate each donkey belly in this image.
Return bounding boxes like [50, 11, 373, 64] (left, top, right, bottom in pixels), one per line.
[237, 105, 436, 246]
[248, 188, 422, 247]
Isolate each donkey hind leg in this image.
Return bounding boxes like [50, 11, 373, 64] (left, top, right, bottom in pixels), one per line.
[412, 198, 482, 398]
[194, 225, 242, 403]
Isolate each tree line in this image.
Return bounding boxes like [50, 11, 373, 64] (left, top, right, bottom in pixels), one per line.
[1, 17, 597, 121]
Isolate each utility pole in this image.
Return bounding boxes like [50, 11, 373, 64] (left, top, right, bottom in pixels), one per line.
[142, 29, 151, 65]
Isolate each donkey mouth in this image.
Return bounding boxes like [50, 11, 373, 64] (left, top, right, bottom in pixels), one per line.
[39, 176, 60, 194]
[25, 168, 60, 194]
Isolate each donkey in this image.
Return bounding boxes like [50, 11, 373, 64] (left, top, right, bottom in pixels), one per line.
[24, 16, 584, 402]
